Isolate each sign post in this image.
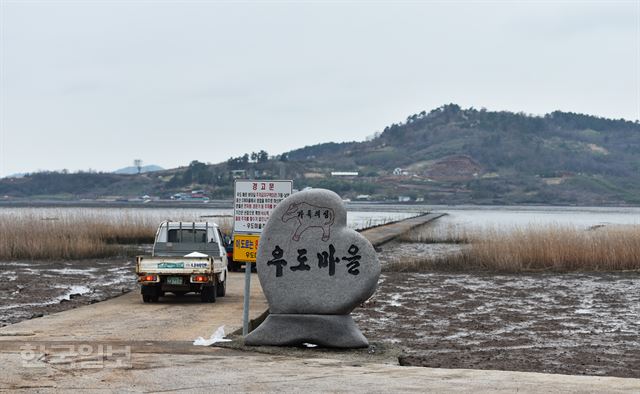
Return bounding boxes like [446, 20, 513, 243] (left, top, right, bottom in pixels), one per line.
[233, 180, 292, 336]
[242, 259, 252, 336]
[235, 233, 260, 336]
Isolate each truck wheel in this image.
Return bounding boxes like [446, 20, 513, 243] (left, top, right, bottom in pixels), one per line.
[200, 285, 216, 303]
[141, 285, 158, 303]
[216, 279, 226, 297]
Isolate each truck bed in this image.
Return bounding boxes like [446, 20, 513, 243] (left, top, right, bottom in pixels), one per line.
[152, 242, 222, 257]
[136, 256, 226, 275]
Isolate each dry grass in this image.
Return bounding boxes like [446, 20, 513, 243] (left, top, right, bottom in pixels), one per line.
[0, 210, 232, 260]
[0, 214, 155, 260]
[390, 224, 640, 272]
[398, 222, 471, 244]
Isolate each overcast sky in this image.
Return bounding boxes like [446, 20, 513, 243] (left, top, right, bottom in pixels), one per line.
[1, 0, 638, 177]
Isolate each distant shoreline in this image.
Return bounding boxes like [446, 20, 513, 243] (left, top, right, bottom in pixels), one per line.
[0, 199, 235, 209]
[0, 199, 639, 210]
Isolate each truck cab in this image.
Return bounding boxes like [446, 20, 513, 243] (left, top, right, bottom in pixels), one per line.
[136, 221, 229, 303]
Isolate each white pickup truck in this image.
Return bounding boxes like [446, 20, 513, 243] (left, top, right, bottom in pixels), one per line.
[136, 221, 229, 303]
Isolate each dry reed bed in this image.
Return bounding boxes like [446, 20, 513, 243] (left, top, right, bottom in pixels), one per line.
[391, 224, 640, 272]
[399, 222, 471, 244]
[0, 211, 231, 260]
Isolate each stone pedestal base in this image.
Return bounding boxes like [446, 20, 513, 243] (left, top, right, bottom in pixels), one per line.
[244, 314, 369, 348]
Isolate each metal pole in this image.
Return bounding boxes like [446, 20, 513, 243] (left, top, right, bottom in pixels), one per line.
[242, 260, 251, 336]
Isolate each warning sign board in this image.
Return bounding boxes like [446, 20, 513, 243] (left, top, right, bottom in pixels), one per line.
[232, 234, 260, 262]
[233, 180, 293, 233]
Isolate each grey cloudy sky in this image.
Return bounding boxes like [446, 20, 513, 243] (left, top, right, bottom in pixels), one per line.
[1, 0, 638, 177]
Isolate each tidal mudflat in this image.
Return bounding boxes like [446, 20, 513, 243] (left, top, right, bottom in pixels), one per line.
[361, 210, 640, 378]
[353, 242, 640, 378]
[0, 259, 137, 327]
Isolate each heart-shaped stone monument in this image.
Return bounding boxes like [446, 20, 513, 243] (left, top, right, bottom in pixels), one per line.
[244, 188, 380, 348]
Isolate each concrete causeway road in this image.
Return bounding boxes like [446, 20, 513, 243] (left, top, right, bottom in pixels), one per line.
[360, 213, 446, 246]
[1, 213, 639, 392]
[0, 272, 268, 343]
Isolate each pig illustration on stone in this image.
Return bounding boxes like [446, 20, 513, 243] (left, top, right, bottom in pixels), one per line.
[281, 202, 335, 242]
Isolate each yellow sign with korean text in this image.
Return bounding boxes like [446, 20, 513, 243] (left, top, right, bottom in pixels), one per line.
[233, 234, 260, 263]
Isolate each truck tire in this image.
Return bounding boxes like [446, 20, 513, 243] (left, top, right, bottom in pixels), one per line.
[200, 285, 216, 303]
[216, 278, 226, 297]
[142, 285, 159, 303]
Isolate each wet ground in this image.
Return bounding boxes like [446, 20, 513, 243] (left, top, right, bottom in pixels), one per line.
[353, 268, 640, 378]
[0, 258, 137, 327]
[376, 241, 468, 268]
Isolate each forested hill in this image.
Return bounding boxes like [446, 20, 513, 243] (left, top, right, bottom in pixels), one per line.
[286, 104, 640, 205]
[2, 104, 640, 205]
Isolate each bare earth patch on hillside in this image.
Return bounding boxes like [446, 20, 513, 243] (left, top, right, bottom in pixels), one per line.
[353, 271, 640, 378]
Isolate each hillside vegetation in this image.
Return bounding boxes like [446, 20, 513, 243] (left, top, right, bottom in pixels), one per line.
[2, 104, 639, 205]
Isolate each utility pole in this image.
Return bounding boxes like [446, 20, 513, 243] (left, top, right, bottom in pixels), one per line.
[134, 159, 142, 174]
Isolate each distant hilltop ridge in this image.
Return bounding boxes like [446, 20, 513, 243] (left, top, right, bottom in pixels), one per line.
[1, 104, 639, 206]
[113, 165, 164, 175]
